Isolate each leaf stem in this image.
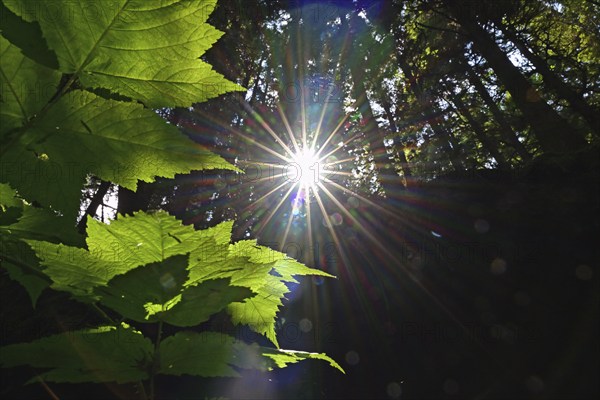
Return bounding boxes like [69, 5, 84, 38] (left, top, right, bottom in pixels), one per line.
[90, 303, 115, 324]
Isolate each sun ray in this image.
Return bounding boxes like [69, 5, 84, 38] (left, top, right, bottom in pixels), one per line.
[321, 176, 453, 240]
[305, 186, 314, 262]
[310, 87, 348, 156]
[322, 170, 354, 178]
[254, 182, 299, 237]
[322, 155, 356, 167]
[313, 114, 349, 158]
[279, 202, 297, 250]
[316, 182, 388, 253]
[241, 160, 290, 169]
[311, 185, 385, 325]
[240, 101, 296, 159]
[317, 132, 364, 161]
[242, 179, 292, 212]
[314, 181, 485, 344]
[232, 128, 292, 162]
[238, 173, 289, 187]
[311, 186, 343, 258]
[322, 177, 399, 219]
[277, 103, 301, 154]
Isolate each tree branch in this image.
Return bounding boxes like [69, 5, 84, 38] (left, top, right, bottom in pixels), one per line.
[77, 180, 111, 234]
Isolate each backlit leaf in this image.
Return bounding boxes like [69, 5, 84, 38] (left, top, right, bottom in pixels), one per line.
[0, 324, 153, 383]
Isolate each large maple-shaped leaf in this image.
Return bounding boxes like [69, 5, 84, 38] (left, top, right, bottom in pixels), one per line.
[1, 90, 235, 216]
[4, 0, 243, 107]
[0, 324, 153, 383]
[25, 212, 335, 343]
[187, 235, 334, 347]
[24, 211, 196, 299]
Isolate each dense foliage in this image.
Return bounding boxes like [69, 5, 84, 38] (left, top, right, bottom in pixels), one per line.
[0, 1, 342, 398]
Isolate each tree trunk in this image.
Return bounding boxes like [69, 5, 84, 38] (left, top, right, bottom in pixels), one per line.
[380, 95, 413, 185]
[446, 92, 511, 169]
[77, 180, 111, 233]
[502, 28, 600, 136]
[344, 14, 397, 194]
[116, 184, 153, 216]
[465, 66, 532, 161]
[451, 11, 587, 153]
[392, 38, 465, 170]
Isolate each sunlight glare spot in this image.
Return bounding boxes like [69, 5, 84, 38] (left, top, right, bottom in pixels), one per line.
[290, 147, 320, 187]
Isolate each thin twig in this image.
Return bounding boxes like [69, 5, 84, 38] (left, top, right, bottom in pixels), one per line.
[38, 377, 60, 400]
[90, 303, 116, 325]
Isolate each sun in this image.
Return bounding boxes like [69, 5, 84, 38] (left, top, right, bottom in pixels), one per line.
[290, 147, 321, 188]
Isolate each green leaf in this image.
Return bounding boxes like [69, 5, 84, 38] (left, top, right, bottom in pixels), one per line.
[86, 211, 201, 268]
[96, 254, 190, 322]
[0, 183, 21, 209]
[0, 324, 153, 383]
[96, 255, 253, 326]
[158, 331, 243, 377]
[0, 236, 49, 305]
[0, 1, 59, 69]
[187, 237, 336, 347]
[24, 241, 123, 299]
[25, 211, 334, 343]
[261, 348, 345, 374]
[2, 90, 237, 216]
[4, 0, 244, 107]
[0, 183, 83, 305]
[23, 211, 206, 299]
[83, 55, 244, 108]
[155, 279, 254, 327]
[0, 35, 61, 137]
[158, 331, 344, 377]
[230, 240, 335, 283]
[227, 274, 289, 347]
[3, 205, 83, 246]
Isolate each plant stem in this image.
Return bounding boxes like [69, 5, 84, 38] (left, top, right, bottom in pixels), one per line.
[90, 303, 115, 324]
[137, 381, 149, 400]
[149, 320, 163, 400]
[38, 377, 60, 400]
